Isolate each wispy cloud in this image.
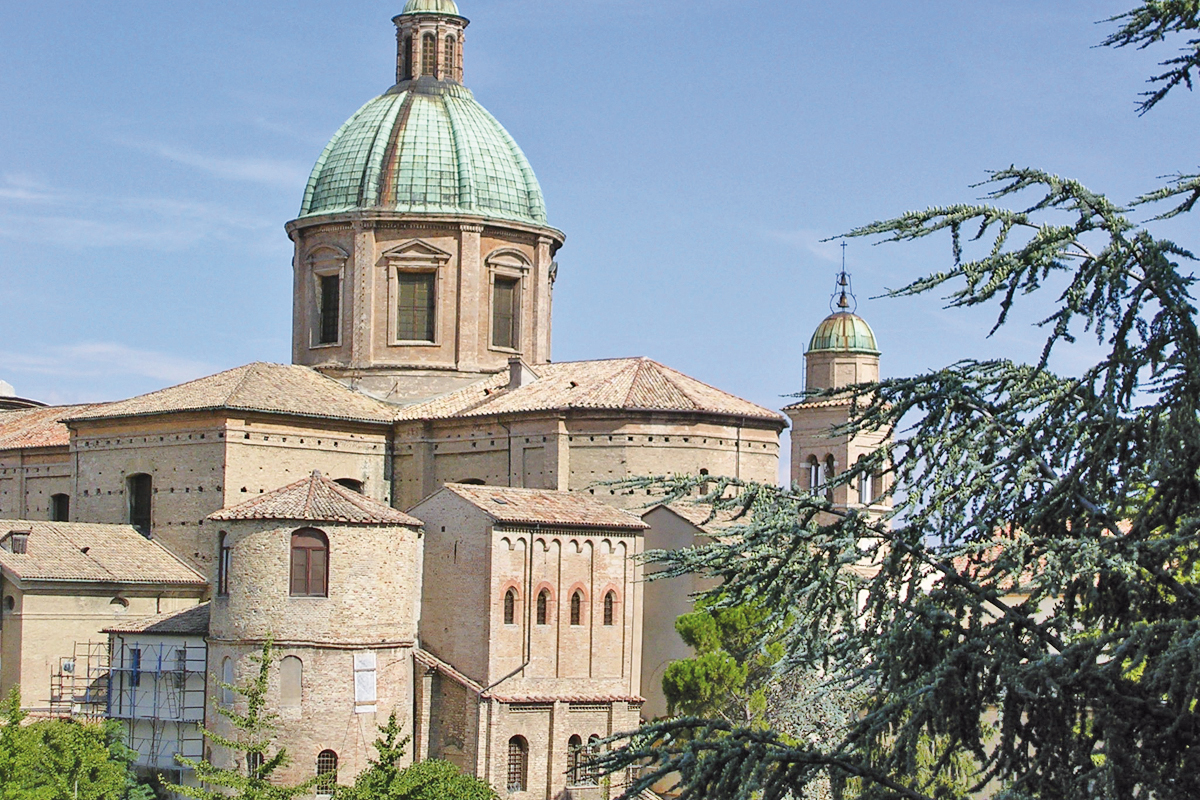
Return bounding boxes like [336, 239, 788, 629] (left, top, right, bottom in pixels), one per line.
[0, 175, 277, 252]
[0, 342, 216, 386]
[126, 140, 310, 189]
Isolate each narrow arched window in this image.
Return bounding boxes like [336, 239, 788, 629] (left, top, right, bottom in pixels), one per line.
[570, 591, 583, 626]
[281, 656, 302, 709]
[507, 736, 528, 791]
[568, 734, 584, 786]
[402, 35, 414, 80]
[504, 588, 517, 625]
[50, 493, 69, 522]
[536, 589, 550, 626]
[857, 457, 873, 505]
[808, 456, 821, 492]
[443, 35, 457, 80]
[290, 529, 329, 597]
[221, 657, 234, 706]
[824, 456, 836, 501]
[217, 532, 232, 597]
[603, 591, 616, 626]
[422, 33, 437, 77]
[127, 473, 152, 532]
[586, 735, 602, 784]
[316, 750, 338, 794]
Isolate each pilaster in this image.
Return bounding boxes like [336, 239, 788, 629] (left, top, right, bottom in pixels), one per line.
[457, 223, 485, 372]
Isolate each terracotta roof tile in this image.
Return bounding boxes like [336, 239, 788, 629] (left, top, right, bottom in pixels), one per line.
[396, 358, 785, 426]
[0, 521, 206, 585]
[210, 471, 422, 526]
[104, 603, 211, 636]
[66, 363, 395, 425]
[648, 501, 739, 533]
[440, 484, 648, 531]
[0, 405, 104, 450]
[488, 694, 645, 705]
[414, 649, 484, 694]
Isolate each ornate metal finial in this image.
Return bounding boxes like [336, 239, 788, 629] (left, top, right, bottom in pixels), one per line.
[830, 242, 858, 314]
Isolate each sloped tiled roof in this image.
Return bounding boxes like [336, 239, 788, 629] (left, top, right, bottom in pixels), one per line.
[210, 471, 422, 526]
[648, 501, 740, 533]
[65, 363, 395, 425]
[439, 484, 648, 531]
[104, 603, 211, 636]
[0, 521, 206, 585]
[0, 405, 103, 450]
[396, 358, 785, 426]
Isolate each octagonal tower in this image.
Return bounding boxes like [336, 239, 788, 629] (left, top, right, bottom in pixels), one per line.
[287, 0, 565, 403]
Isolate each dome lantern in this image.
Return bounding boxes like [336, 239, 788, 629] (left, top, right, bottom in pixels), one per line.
[804, 264, 882, 392]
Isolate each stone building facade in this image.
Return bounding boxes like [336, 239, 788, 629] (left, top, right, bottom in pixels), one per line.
[0, 1, 893, 797]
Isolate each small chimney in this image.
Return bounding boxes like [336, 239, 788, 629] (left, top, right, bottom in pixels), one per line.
[507, 358, 538, 391]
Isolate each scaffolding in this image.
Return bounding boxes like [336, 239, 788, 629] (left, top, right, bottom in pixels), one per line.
[51, 639, 207, 770]
[48, 641, 110, 722]
[108, 639, 207, 769]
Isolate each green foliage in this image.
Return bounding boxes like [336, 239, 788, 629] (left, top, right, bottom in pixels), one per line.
[337, 712, 497, 800]
[596, 4, 1200, 800]
[663, 600, 780, 725]
[164, 639, 314, 800]
[0, 688, 151, 800]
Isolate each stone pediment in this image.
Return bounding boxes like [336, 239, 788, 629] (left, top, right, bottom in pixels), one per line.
[380, 239, 453, 264]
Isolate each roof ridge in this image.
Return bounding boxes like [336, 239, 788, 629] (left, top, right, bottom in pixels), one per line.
[225, 362, 263, 407]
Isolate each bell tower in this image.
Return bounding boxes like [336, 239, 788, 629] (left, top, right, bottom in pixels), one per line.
[785, 265, 890, 510]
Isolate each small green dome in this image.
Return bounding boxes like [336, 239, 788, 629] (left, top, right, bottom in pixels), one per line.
[808, 312, 880, 354]
[400, 0, 460, 15]
[299, 82, 548, 227]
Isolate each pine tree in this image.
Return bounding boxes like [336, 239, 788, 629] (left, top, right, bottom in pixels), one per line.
[165, 639, 314, 800]
[337, 712, 497, 800]
[600, 3, 1200, 799]
[662, 599, 782, 725]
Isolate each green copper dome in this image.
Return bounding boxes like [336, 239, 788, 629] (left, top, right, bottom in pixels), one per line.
[299, 82, 548, 227]
[400, 0, 460, 14]
[808, 312, 880, 354]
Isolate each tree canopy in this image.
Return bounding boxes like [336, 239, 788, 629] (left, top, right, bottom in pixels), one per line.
[662, 599, 782, 725]
[0, 689, 152, 800]
[337, 712, 497, 800]
[602, 3, 1200, 799]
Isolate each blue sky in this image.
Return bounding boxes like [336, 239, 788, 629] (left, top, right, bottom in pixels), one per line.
[1, 1, 1195, 478]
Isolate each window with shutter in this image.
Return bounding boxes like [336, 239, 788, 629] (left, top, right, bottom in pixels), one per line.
[397, 272, 436, 342]
[290, 529, 329, 597]
[318, 274, 340, 345]
[491, 276, 519, 349]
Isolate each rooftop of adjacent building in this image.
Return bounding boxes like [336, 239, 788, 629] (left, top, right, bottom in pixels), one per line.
[435, 483, 650, 531]
[0, 359, 783, 442]
[210, 471, 423, 526]
[0, 521, 206, 586]
[103, 603, 211, 636]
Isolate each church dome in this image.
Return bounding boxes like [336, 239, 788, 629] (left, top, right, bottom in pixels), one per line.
[400, 0, 460, 14]
[299, 82, 548, 227]
[808, 312, 879, 354]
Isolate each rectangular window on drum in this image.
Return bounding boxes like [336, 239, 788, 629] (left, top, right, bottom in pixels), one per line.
[318, 274, 340, 345]
[492, 277, 519, 350]
[397, 272, 436, 342]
